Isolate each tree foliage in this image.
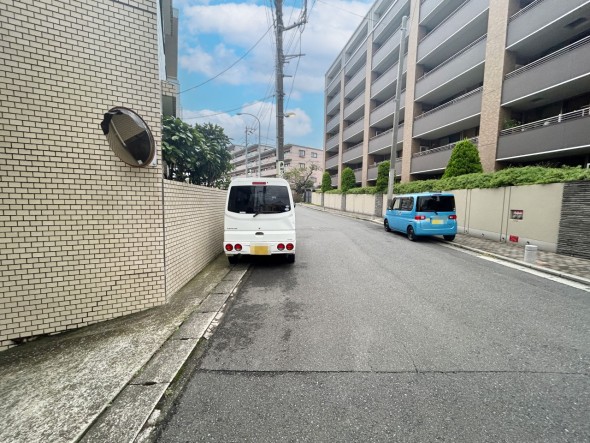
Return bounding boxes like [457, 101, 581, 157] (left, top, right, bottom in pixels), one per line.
[321, 171, 332, 192]
[161, 116, 233, 186]
[341, 167, 356, 193]
[284, 163, 322, 201]
[443, 139, 484, 178]
[375, 160, 390, 193]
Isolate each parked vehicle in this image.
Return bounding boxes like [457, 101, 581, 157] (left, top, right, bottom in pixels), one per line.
[224, 177, 296, 264]
[384, 192, 457, 241]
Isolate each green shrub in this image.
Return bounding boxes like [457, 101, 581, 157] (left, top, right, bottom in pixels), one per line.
[375, 161, 390, 193]
[443, 139, 484, 178]
[321, 171, 332, 192]
[347, 186, 378, 195]
[325, 189, 341, 194]
[341, 167, 356, 193]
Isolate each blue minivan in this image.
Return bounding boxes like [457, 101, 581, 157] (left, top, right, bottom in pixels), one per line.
[384, 192, 457, 241]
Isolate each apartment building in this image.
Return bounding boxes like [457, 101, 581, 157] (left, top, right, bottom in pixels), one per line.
[229, 144, 324, 187]
[324, 0, 590, 187]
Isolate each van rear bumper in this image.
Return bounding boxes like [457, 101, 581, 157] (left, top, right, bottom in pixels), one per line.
[224, 231, 296, 256]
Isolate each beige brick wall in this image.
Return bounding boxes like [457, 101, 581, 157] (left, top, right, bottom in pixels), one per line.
[0, 0, 166, 350]
[163, 181, 226, 299]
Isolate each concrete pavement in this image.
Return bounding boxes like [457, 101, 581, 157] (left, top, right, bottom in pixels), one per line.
[0, 205, 588, 443]
[0, 255, 249, 443]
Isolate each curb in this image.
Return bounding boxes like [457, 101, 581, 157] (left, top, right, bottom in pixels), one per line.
[78, 264, 251, 443]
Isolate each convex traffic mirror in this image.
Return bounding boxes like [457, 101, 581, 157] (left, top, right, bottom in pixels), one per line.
[101, 107, 155, 167]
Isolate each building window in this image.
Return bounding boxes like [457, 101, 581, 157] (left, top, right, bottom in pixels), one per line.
[311, 152, 318, 158]
[299, 150, 305, 157]
[299, 163, 305, 168]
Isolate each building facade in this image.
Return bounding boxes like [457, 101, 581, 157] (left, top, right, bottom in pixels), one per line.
[324, 0, 590, 187]
[0, 0, 183, 350]
[229, 144, 324, 187]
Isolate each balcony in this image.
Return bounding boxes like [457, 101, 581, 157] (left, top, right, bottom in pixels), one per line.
[417, 0, 489, 68]
[373, 0, 409, 44]
[368, 125, 404, 155]
[372, 26, 402, 73]
[342, 117, 364, 143]
[413, 87, 482, 139]
[371, 57, 407, 101]
[325, 153, 339, 169]
[326, 74, 341, 97]
[344, 46, 367, 77]
[326, 134, 339, 152]
[354, 168, 362, 183]
[326, 114, 340, 134]
[420, 0, 466, 26]
[506, 0, 590, 57]
[343, 93, 365, 121]
[331, 174, 339, 187]
[326, 91, 341, 115]
[502, 36, 590, 110]
[370, 91, 406, 128]
[411, 137, 478, 175]
[344, 65, 366, 98]
[497, 108, 590, 161]
[415, 35, 486, 105]
[342, 142, 363, 163]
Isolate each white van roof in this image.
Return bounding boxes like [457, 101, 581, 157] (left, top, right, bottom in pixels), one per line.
[229, 177, 290, 186]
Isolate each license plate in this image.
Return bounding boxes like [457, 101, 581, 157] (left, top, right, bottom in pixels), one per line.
[250, 245, 270, 255]
[431, 219, 443, 225]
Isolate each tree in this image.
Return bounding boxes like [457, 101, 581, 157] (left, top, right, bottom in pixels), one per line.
[284, 163, 321, 202]
[341, 167, 356, 192]
[443, 139, 483, 178]
[161, 116, 233, 186]
[321, 171, 332, 192]
[375, 160, 390, 193]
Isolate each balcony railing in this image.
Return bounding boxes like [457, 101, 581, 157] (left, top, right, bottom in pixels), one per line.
[343, 93, 365, 121]
[372, 25, 402, 70]
[344, 65, 366, 97]
[416, 34, 486, 82]
[506, 35, 590, 80]
[326, 134, 339, 151]
[509, 0, 545, 22]
[342, 142, 363, 163]
[412, 137, 479, 157]
[415, 87, 482, 120]
[343, 116, 364, 142]
[417, 0, 488, 63]
[503, 36, 590, 105]
[497, 108, 590, 160]
[325, 154, 339, 169]
[500, 108, 590, 136]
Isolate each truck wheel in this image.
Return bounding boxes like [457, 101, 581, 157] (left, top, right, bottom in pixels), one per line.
[286, 254, 295, 264]
[228, 256, 239, 265]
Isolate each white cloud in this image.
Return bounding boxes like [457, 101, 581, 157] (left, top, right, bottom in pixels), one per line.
[178, 0, 373, 93]
[181, 101, 313, 146]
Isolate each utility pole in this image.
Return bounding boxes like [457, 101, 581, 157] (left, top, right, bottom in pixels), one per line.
[387, 15, 407, 207]
[244, 126, 249, 177]
[274, 0, 306, 176]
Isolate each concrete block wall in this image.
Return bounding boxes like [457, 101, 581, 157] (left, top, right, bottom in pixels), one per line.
[0, 0, 165, 350]
[163, 181, 226, 299]
[557, 181, 590, 260]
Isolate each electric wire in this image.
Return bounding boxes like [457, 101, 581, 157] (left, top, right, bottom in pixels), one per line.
[178, 24, 273, 95]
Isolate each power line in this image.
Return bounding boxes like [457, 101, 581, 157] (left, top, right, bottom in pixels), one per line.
[182, 95, 275, 120]
[179, 24, 273, 95]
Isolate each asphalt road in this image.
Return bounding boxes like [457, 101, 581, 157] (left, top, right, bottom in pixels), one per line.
[156, 206, 590, 442]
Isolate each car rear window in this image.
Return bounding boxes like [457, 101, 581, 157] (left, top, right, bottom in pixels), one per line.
[228, 185, 291, 214]
[417, 195, 455, 212]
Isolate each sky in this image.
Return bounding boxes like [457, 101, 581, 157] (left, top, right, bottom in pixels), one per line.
[175, 0, 374, 149]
